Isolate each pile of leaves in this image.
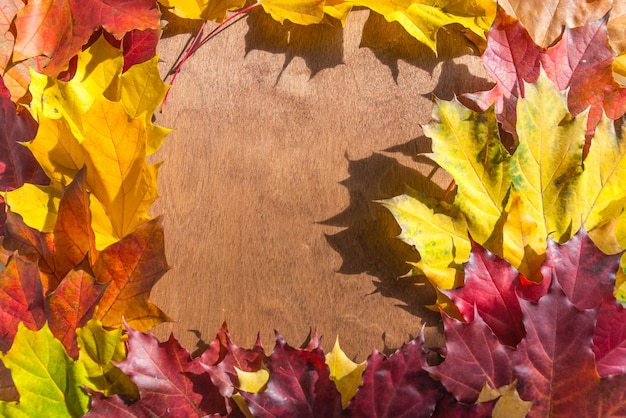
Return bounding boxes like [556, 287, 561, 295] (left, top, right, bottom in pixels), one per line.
[2, 0, 626, 416]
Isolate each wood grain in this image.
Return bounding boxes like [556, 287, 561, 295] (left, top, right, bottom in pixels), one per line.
[150, 8, 492, 360]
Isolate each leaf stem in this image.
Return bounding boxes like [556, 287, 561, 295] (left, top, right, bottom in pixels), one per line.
[163, 2, 262, 107]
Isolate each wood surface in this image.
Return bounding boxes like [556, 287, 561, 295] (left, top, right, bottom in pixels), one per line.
[150, 8, 492, 360]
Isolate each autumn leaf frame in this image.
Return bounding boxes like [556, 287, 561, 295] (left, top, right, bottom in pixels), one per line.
[3, 0, 626, 416]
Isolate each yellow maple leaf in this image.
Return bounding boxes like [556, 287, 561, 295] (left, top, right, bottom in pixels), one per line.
[325, 337, 366, 408]
[580, 116, 626, 237]
[349, 0, 496, 53]
[4, 184, 61, 233]
[323, 0, 352, 25]
[235, 367, 270, 393]
[478, 380, 532, 418]
[499, 190, 545, 280]
[81, 98, 160, 242]
[259, 0, 325, 25]
[159, 0, 245, 21]
[28, 36, 123, 133]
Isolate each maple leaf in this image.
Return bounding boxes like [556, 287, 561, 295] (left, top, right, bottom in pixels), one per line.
[0, 253, 46, 353]
[0, 2, 20, 73]
[12, 0, 161, 76]
[386, 70, 626, 303]
[87, 325, 228, 417]
[609, 3, 626, 85]
[47, 268, 108, 358]
[0, 323, 90, 417]
[381, 189, 469, 292]
[464, 10, 626, 138]
[3, 169, 96, 292]
[325, 337, 366, 408]
[593, 301, 626, 377]
[92, 217, 171, 331]
[239, 333, 343, 417]
[76, 318, 139, 399]
[160, 0, 246, 21]
[348, 337, 445, 417]
[0, 75, 48, 235]
[258, 0, 325, 25]
[430, 230, 626, 416]
[0, 246, 109, 359]
[0, 1, 47, 101]
[498, 0, 611, 48]
[445, 244, 526, 348]
[122, 29, 161, 73]
[348, 0, 495, 53]
[199, 322, 266, 398]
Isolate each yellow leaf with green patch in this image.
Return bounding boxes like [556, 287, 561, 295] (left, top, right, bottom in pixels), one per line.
[0, 323, 89, 417]
[325, 337, 366, 408]
[381, 188, 470, 290]
[424, 97, 508, 247]
[507, 70, 587, 245]
[76, 318, 139, 398]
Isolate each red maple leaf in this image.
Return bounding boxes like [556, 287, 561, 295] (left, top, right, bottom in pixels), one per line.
[463, 9, 626, 139]
[47, 267, 107, 357]
[445, 244, 526, 348]
[593, 301, 626, 377]
[239, 333, 343, 417]
[348, 338, 447, 418]
[87, 325, 229, 417]
[122, 29, 160, 72]
[199, 322, 266, 398]
[0, 253, 46, 352]
[12, 0, 161, 76]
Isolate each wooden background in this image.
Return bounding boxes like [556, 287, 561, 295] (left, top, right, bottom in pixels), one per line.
[150, 7, 492, 360]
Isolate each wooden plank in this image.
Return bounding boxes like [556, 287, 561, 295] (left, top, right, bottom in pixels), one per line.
[150, 8, 492, 359]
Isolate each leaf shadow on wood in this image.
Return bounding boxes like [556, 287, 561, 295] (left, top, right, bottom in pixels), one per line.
[360, 12, 485, 83]
[189, 329, 210, 358]
[243, 7, 344, 81]
[321, 151, 444, 324]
